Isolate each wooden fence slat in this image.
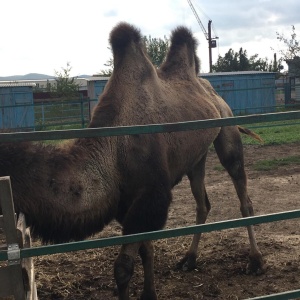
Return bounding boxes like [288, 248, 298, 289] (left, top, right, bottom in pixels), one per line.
[0, 267, 13, 297]
[0, 176, 26, 300]
[0, 177, 18, 245]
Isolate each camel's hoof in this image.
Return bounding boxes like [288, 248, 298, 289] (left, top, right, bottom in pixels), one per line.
[175, 253, 197, 271]
[246, 253, 267, 275]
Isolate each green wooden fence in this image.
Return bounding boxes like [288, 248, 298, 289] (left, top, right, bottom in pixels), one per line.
[0, 110, 299, 300]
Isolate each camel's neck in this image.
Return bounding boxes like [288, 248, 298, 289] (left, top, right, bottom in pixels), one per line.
[0, 138, 119, 244]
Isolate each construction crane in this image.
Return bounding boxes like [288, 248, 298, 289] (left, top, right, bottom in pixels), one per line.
[187, 0, 218, 72]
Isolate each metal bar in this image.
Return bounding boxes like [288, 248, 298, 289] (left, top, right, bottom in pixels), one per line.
[247, 289, 300, 300]
[7, 243, 20, 265]
[0, 209, 299, 261]
[215, 86, 276, 93]
[0, 111, 299, 143]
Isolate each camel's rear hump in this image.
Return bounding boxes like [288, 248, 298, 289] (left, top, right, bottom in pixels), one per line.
[160, 26, 200, 78]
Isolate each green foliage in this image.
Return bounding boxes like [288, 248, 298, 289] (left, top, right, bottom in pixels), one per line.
[142, 35, 169, 67]
[274, 25, 300, 76]
[276, 25, 300, 60]
[51, 62, 81, 99]
[212, 48, 279, 72]
[98, 36, 170, 75]
[98, 48, 114, 76]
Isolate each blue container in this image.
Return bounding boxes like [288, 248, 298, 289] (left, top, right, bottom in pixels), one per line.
[201, 71, 276, 115]
[87, 77, 110, 115]
[0, 83, 35, 130]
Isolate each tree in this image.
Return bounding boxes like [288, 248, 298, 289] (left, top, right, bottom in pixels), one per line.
[98, 48, 114, 76]
[275, 25, 300, 76]
[212, 48, 238, 72]
[276, 25, 300, 60]
[52, 62, 81, 98]
[212, 48, 279, 72]
[142, 35, 169, 67]
[98, 36, 170, 76]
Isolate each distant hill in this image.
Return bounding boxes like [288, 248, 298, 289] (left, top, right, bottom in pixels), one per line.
[0, 73, 91, 81]
[0, 73, 55, 81]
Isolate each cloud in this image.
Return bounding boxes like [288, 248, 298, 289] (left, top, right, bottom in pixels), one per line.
[1, 0, 300, 75]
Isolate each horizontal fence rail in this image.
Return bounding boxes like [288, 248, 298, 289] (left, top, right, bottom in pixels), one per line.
[0, 209, 299, 261]
[248, 289, 300, 300]
[0, 110, 300, 143]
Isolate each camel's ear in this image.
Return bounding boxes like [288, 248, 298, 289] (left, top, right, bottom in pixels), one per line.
[160, 26, 199, 77]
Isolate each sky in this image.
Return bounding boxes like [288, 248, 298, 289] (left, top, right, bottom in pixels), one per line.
[1, 0, 300, 77]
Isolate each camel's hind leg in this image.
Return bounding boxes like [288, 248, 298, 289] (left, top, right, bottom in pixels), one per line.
[176, 154, 211, 271]
[213, 126, 266, 274]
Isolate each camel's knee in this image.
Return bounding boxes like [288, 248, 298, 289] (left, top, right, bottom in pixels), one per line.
[204, 190, 211, 213]
[195, 190, 211, 222]
[114, 253, 135, 289]
[240, 204, 254, 217]
[139, 241, 154, 263]
[240, 196, 255, 217]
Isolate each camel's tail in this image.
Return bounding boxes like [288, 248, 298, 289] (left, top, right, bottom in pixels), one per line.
[237, 126, 264, 143]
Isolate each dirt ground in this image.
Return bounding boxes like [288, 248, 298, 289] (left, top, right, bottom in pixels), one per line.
[6, 143, 300, 299]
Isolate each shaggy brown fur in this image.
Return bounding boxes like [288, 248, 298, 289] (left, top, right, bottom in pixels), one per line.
[0, 22, 265, 300]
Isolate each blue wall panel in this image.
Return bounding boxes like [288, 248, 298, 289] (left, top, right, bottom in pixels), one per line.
[0, 85, 35, 130]
[201, 72, 276, 115]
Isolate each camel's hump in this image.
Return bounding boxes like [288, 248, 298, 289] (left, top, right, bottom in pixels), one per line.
[109, 22, 142, 51]
[170, 26, 198, 49]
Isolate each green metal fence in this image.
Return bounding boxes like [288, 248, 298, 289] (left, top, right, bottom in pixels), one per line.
[0, 110, 300, 299]
[34, 98, 98, 130]
[0, 98, 299, 131]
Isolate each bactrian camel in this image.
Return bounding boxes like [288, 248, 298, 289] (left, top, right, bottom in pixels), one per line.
[0, 22, 265, 300]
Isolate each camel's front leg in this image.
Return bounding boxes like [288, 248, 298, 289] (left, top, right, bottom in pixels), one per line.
[114, 241, 157, 300]
[114, 243, 140, 300]
[138, 241, 157, 300]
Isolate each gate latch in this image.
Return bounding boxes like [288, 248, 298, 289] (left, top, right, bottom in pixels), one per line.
[7, 243, 20, 265]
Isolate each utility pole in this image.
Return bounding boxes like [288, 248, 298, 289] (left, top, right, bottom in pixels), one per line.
[208, 20, 213, 73]
[187, 0, 218, 73]
[208, 20, 218, 72]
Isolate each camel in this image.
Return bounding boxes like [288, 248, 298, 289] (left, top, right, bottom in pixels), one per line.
[0, 22, 265, 300]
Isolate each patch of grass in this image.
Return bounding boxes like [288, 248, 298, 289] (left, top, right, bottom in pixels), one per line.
[241, 121, 300, 145]
[213, 165, 225, 171]
[253, 156, 300, 171]
[212, 155, 300, 172]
